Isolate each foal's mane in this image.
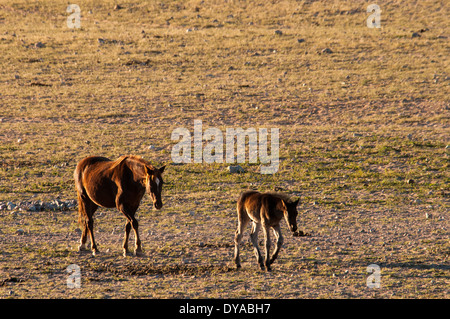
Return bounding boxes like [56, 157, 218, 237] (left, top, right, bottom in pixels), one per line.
[266, 192, 296, 203]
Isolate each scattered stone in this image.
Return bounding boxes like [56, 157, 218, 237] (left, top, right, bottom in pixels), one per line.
[274, 30, 283, 35]
[7, 202, 16, 210]
[227, 165, 245, 173]
[16, 229, 24, 235]
[425, 213, 432, 219]
[406, 179, 414, 184]
[411, 32, 421, 38]
[321, 48, 333, 54]
[297, 38, 305, 43]
[113, 4, 122, 10]
[34, 42, 45, 48]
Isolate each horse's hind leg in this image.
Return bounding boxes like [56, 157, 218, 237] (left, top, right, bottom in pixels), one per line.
[77, 192, 98, 255]
[85, 204, 99, 255]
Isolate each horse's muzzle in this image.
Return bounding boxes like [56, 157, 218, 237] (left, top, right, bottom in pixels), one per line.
[154, 202, 163, 210]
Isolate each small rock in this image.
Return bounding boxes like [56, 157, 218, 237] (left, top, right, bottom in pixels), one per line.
[406, 179, 414, 184]
[274, 30, 283, 35]
[34, 42, 45, 48]
[97, 38, 105, 44]
[16, 229, 24, 235]
[425, 213, 432, 219]
[297, 38, 305, 43]
[7, 202, 16, 210]
[113, 4, 122, 10]
[228, 165, 245, 173]
[411, 32, 421, 38]
[321, 48, 333, 54]
[407, 133, 413, 140]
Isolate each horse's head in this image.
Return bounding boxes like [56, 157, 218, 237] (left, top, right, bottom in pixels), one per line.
[281, 198, 299, 234]
[144, 165, 165, 209]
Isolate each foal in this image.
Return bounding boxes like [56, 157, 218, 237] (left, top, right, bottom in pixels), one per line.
[234, 191, 299, 271]
[74, 155, 165, 256]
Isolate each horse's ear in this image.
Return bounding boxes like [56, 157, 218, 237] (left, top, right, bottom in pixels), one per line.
[145, 166, 154, 176]
[159, 165, 166, 173]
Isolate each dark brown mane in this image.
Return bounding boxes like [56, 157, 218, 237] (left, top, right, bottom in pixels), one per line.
[265, 192, 296, 203]
[110, 155, 156, 171]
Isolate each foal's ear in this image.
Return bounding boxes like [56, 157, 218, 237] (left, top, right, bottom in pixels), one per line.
[159, 165, 166, 174]
[280, 199, 288, 210]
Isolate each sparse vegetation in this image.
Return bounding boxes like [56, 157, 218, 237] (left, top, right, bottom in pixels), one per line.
[0, 0, 448, 298]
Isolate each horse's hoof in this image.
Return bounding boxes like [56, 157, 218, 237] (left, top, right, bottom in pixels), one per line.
[135, 250, 144, 257]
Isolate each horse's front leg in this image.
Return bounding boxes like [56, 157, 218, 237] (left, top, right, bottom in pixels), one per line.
[122, 220, 132, 257]
[117, 195, 142, 257]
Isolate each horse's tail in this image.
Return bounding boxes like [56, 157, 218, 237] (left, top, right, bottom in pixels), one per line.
[74, 163, 87, 228]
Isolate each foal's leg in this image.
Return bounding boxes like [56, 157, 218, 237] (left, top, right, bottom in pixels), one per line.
[234, 213, 249, 269]
[262, 224, 272, 271]
[269, 225, 284, 266]
[250, 222, 264, 270]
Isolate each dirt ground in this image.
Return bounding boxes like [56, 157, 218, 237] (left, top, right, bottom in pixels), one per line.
[0, 0, 448, 299]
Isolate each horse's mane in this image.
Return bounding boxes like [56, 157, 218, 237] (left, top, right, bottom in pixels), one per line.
[110, 155, 155, 170]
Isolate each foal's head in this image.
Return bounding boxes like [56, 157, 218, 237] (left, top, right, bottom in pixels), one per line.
[281, 198, 300, 233]
[144, 165, 165, 209]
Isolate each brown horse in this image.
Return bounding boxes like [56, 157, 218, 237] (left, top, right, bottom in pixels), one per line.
[234, 190, 299, 271]
[74, 155, 165, 256]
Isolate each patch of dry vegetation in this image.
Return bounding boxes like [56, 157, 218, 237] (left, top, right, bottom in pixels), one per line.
[0, 0, 448, 298]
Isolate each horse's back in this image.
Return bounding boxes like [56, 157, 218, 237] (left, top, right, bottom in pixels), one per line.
[74, 156, 117, 208]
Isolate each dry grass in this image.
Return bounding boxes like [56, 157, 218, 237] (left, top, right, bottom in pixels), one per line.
[0, 0, 448, 299]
